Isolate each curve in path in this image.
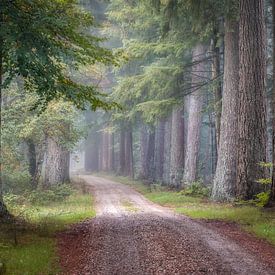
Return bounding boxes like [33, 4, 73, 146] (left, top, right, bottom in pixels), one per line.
[58, 175, 275, 275]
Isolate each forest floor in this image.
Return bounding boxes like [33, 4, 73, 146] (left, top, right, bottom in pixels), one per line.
[57, 175, 275, 275]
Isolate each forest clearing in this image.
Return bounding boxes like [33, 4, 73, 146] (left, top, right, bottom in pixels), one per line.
[1, 0, 275, 274]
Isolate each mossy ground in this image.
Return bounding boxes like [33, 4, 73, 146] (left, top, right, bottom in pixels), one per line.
[0, 192, 95, 275]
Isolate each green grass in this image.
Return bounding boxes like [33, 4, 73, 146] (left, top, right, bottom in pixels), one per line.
[0, 191, 95, 275]
[97, 173, 275, 246]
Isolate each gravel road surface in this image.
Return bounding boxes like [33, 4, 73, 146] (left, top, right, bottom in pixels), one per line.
[58, 175, 275, 275]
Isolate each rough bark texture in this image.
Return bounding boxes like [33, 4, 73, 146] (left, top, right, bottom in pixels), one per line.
[163, 115, 172, 185]
[237, 0, 267, 199]
[154, 119, 165, 182]
[44, 137, 70, 187]
[124, 127, 134, 178]
[183, 44, 206, 185]
[212, 28, 222, 147]
[170, 106, 185, 188]
[271, 0, 275, 202]
[212, 18, 239, 201]
[146, 129, 155, 181]
[0, 26, 8, 217]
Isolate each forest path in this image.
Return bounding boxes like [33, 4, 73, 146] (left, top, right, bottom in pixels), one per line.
[58, 175, 275, 275]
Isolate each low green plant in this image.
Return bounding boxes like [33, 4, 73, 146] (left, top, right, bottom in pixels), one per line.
[180, 181, 210, 197]
[1, 188, 95, 274]
[27, 184, 74, 205]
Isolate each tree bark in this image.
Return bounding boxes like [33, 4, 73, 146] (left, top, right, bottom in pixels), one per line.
[102, 131, 109, 171]
[108, 131, 114, 171]
[139, 123, 148, 179]
[170, 106, 185, 188]
[183, 44, 206, 185]
[212, 27, 222, 147]
[85, 131, 99, 172]
[154, 119, 165, 182]
[0, 16, 8, 216]
[146, 128, 155, 181]
[119, 128, 126, 175]
[124, 127, 134, 178]
[236, 0, 267, 199]
[212, 18, 239, 200]
[163, 114, 172, 185]
[43, 137, 70, 188]
[271, 0, 275, 202]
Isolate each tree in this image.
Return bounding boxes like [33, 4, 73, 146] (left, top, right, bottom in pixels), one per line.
[0, 0, 116, 215]
[184, 44, 207, 185]
[170, 106, 185, 188]
[212, 14, 239, 200]
[154, 119, 166, 182]
[271, 0, 275, 202]
[44, 137, 70, 187]
[236, 0, 267, 199]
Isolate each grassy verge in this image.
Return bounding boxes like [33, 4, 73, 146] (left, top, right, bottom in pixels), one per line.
[0, 185, 95, 275]
[96, 173, 275, 246]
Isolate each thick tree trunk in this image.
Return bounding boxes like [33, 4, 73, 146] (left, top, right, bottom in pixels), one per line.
[154, 119, 165, 182]
[271, 0, 275, 202]
[119, 128, 126, 175]
[183, 44, 206, 185]
[212, 18, 239, 200]
[170, 106, 185, 188]
[124, 127, 134, 178]
[237, 0, 267, 199]
[43, 137, 70, 188]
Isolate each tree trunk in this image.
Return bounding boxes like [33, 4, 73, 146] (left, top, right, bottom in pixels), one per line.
[271, 0, 275, 202]
[170, 106, 185, 188]
[85, 131, 99, 172]
[183, 44, 206, 185]
[108, 131, 114, 171]
[43, 137, 70, 188]
[124, 127, 134, 178]
[119, 128, 126, 175]
[0, 20, 8, 217]
[212, 27, 222, 147]
[139, 124, 148, 179]
[102, 131, 109, 171]
[146, 128, 155, 181]
[163, 115, 172, 185]
[154, 119, 165, 182]
[237, 0, 267, 199]
[212, 18, 239, 200]
[0, 34, 8, 217]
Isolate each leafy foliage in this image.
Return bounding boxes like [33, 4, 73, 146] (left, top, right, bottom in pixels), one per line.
[1, 0, 118, 109]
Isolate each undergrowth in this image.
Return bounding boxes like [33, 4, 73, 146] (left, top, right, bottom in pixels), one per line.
[0, 182, 95, 275]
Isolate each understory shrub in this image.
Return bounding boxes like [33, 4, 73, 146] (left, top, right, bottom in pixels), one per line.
[28, 184, 74, 205]
[180, 181, 210, 197]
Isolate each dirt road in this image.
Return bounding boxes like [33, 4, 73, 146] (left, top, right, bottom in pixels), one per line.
[58, 175, 275, 275]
